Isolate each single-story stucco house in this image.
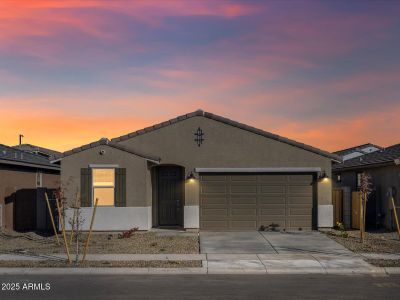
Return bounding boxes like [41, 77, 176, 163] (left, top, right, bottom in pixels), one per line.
[56, 110, 341, 231]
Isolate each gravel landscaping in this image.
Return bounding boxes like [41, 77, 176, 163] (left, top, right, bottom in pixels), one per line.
[0, 229, 199, 255]
[0, 260, 202, 268]
[366, 259, 400, 267]
[324, 229, 400, 254]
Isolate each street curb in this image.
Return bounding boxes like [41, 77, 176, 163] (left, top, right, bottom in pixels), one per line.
[1, 266, 399, 275]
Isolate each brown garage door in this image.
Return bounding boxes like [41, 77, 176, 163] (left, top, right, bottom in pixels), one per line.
[200, 174, 314, 231]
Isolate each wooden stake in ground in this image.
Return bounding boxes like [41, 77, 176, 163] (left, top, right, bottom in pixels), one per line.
[391, 197, 400, 240]
[82, 197, 99, 263]
[56, 196, 72, 264]
[359, 192, 365, 242]
[44, 192, 60, 245]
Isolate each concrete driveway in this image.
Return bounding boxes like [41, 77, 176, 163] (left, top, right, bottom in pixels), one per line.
[200, 231, 353, 256]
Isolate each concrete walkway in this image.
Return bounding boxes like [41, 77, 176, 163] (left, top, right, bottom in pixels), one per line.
[0, 252, 396, 274]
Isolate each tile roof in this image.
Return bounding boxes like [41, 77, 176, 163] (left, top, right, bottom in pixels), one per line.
[0, 144, 60, 170]
[333, 143, 400, 171]
[58, 138, 160, 162]
[111, 109, 341, 161]
[333, 143, 383, 156]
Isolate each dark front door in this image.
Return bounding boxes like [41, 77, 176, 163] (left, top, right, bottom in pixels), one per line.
[158, 166, 183, 226]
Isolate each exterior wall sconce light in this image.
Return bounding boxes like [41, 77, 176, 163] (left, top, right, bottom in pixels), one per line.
[186, 171, 196, 182]
[318, 171, 329, 182]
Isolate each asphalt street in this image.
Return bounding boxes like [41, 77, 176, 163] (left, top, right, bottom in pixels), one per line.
[1, 274, 400, 299]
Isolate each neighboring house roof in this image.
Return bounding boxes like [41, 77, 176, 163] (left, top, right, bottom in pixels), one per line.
[0, 144, 60, 171]
[111, 109, 341, 162]
[333, 143, 383, 156]
[13, 144, 62, 159]
[56, 138, 160, 163]
[333, 143, 400, 171]
[334, 143, 383, 162]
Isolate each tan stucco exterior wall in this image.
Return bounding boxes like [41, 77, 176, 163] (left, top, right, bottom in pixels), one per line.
[116, 116, 333, 207]
[60, 145, 150, 207]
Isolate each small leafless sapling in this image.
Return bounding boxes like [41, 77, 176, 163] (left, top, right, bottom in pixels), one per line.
[68, 194, 85, 265]
[360, 172, 372, 242]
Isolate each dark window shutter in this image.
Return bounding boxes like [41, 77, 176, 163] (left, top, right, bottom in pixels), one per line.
[115, 168, 126, 207]
[80, 168, 92, 207]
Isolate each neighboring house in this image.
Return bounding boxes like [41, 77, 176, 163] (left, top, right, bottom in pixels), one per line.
[57, 110, 341, 232]
[0, 144, 60, 230]
[333, 143, 383, 162]
[333, 143, 400, 230]
[13, 144, 62, 161]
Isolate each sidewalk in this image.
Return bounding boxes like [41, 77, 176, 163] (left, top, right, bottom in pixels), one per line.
[0, 252, 399, 275]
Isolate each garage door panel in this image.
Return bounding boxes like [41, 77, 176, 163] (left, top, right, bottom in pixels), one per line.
[230, 196, 257, 205]
[231, 208, 257, 216]
[230, 185, 257, 193]
[201, 184, 227, 194]
[201, 175, 227, 181]
[287, 196, 312, 204]
[200, 174, 314, 231]
[258, 196, 285, 205]
[259, 207, 286, 216]
[259, 185, 286, 194]
[230, 175, 257, 181]
[200, 196, 227, 206]
[201, 208, 228, 217]
[287, 185, 312, 194]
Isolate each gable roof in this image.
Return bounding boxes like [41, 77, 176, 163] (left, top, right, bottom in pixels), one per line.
[0, 144, 60, 171]
[13, 144, 62, 159]
[333, 143, 383, 156]
[111, 109, 341, 162]
[333, 143, 400, 171]
[55, 138, 160, 163]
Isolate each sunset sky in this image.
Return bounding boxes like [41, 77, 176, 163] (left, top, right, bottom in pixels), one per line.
[0, 0, 399, 152]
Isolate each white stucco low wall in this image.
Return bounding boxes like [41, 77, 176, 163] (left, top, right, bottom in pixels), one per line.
[63, 207, 152, 231]
[318, 204, 333, 228]
[184, 205, 199, 228]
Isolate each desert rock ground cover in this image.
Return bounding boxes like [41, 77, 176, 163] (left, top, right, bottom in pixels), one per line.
[0, 229, 199, 255]
[324, 229, 400, 253]
[0, 260, 202, 268]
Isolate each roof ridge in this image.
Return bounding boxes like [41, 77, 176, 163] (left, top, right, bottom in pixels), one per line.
[110, 110, 340, 161]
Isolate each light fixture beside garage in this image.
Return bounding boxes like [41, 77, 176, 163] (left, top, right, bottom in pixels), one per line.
[318, 171, 329, 182]
[186, 171, 196, 182]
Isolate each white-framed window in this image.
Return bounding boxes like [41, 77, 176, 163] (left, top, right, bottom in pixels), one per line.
[92, 168, 115, 206]
[36, 171, 42, 187]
